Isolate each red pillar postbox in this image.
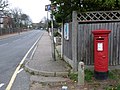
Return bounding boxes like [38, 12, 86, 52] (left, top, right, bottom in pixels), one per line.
[92, 30, 111, 80]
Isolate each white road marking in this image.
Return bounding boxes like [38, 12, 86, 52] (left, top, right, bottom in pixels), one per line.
[17, 68, 23, 74]
[30, 45, 37, 59]
[0, 83, 4, 88]
[6, 33, 43, 90]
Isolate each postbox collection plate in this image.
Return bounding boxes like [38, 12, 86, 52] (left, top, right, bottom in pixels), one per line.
[97, 43, 103, 51]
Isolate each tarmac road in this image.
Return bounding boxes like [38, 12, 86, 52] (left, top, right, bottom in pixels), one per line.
[0, 30, 43, 90]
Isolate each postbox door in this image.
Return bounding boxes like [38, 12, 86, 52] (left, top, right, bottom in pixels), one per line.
[95, 38, 108, 72]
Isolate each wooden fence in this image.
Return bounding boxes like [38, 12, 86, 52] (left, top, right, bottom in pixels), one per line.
[63, 22, 72, 60]
[78, 22, 120, 65]
[62, 11, 120, 71]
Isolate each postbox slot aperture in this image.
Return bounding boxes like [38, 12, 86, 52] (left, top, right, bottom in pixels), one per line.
[96, 38, 104, 40]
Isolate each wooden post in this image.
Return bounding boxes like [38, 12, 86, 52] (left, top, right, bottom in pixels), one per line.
[72, 11, 78, 71]
[78, 62, 84, 85]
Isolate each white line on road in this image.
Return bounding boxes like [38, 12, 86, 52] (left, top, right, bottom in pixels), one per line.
[0, 83, 5, 88]
[30, 45, 37, 59]
[17, 68, 23, 74]
[6, 33, 43, 90]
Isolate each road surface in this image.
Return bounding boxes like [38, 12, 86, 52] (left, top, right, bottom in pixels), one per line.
[0, 30, 43, 90]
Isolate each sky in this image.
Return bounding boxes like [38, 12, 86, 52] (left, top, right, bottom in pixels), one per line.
[8, 0, 51, 23]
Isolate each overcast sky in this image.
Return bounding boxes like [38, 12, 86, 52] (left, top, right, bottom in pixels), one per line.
[8, 0, 51, 23]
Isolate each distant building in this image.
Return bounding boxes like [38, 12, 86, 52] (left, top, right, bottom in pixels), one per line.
[32, 22, 44, 29]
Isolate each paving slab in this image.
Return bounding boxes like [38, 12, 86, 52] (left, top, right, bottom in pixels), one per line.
[25, 31, 71, 77]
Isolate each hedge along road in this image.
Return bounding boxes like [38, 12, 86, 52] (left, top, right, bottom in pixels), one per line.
[0, 30, 43, 90]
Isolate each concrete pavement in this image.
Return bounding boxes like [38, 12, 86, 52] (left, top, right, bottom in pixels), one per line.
[25, 31, 71, 76]
[24, 31, 71, 90]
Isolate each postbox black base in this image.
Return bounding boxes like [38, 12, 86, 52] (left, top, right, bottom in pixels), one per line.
[94, 70, 108, 80]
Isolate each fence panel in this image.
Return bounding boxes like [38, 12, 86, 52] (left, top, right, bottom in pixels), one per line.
[78, 22, 120, 65]
[63, 22, 72, 60]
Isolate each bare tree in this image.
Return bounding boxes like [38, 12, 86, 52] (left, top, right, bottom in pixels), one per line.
[21, 14, 32, 29]
[0, 0, 8, 10]
[10, 8, 23, 33]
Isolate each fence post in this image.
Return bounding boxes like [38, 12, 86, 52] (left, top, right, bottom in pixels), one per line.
[78, 62, 84, 85]
[72, 11, 78, 71]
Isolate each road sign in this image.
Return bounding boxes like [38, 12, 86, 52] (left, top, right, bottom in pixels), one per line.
[45, 4, 51, 11]
[45, 4, 57, 11]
